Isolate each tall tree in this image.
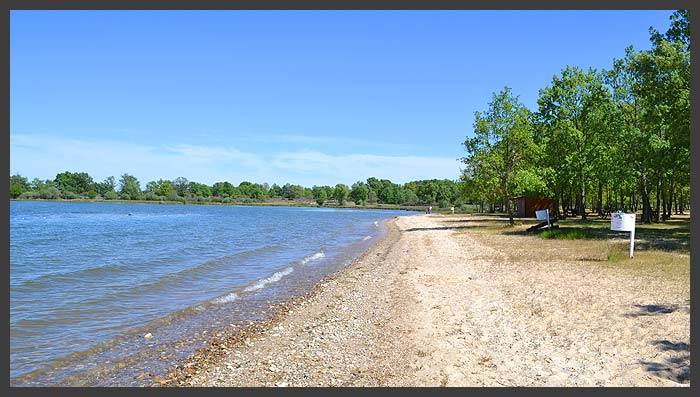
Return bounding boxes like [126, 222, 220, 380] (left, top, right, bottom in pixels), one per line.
[10, 174, 29, 198]
[119, 174, 141, 199]
[333, 184, 349, 205]
[350, 182, 369, 206]
[536, 67, 612, 220]
[463, 87, 536, 224]
[312, 185, 327, 206]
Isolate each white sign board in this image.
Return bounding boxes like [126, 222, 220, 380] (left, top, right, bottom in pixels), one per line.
[610, 212, 636, 258]
[535, 209, 549, 221]
[611, 212, 635, 232]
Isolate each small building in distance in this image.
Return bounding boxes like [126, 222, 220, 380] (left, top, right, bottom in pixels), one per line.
[513, 196, 553, 218]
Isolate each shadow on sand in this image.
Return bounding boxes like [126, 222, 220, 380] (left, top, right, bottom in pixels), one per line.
[640, 340, 690, 384]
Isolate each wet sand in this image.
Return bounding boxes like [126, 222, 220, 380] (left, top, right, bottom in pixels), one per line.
[165, 214, 689, 387]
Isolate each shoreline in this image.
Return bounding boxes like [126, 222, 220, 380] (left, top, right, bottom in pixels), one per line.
[10, 214, 402, 387]
[157, 217, 403, 386]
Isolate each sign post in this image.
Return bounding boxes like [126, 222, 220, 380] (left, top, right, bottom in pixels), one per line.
[535, 208, 550, 227]
[610, 212, 636, 258]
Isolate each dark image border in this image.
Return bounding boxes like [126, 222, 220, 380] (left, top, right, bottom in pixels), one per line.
[1, 1, 696, 396]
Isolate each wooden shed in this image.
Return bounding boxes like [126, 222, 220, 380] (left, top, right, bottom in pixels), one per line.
[513, 196, 553, 218]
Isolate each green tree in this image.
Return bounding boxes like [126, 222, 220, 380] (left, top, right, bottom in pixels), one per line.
[333, 184, 349, 205]
[269, 184, 283, 198]
[189, 182, 212, 198]
[463, 87, 536, 223]
[212, 181, 236, 197]
[312, 185, 327, 206]
[119, 174, 141, 199]
[350, 181, 369, 206]
[173, 177, 190, 197]
[604, 11, 689, 223]
[536, 68, 612, 220]
[96, 176, 116, 196]
[10, 174, 29, 198]
[54, 171, 95, 196]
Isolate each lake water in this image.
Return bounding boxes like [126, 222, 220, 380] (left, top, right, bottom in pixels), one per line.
[10, 201, 410, 385]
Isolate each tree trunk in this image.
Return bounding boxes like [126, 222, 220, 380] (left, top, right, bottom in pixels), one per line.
[619, 189, 624, 212]
[667, 194, 672, 219]
[508, 204, 513, 225]
[640, 175, 652, 224]
[661, 185, 667, 221]
[580, 178, 587, 220]
[679, 193, 685, 214]
[654, 178, 661, 222]
[597, 182, 604, 216]
[559, 192, 567, 219]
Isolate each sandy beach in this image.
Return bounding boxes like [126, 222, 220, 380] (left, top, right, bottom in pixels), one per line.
[165, 214, 690, 387]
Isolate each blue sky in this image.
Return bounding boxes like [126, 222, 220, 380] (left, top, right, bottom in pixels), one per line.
[10, 10, 673, 186]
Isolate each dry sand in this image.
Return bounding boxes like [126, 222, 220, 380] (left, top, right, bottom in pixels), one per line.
[171, 214, 689, 387]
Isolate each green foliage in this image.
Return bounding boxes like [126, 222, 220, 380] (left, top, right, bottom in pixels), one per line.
[281, 183, 305, 200]
[103, 190, 118, 200]
[462, 87, 536, 217]
[509, 168, 551, 198]
[189, 182, 212, 198]
[96, 176, 116, 196]
[54, 171, 95, 196]
[312, 185, 327, 206]
[10, 174, 29, 198]
[459, 12, 689, 223]
[269, 183, 283, 198]
[333, 184, 349, 205]
[212, 181, 236, 198]
[118, 174, 141, 199]
[238, 181, 268, 200]
[350, 182, 369, 206]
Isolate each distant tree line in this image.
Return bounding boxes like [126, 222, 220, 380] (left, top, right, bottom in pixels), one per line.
[10, 171, 467, 209]
[461, 10, 690, 224]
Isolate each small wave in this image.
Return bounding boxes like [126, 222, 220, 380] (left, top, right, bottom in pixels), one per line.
[363, 235, 371, 241]
[243, 267, 294, 293]
[211, 292, 239, 304]
[300, 251, 325, 265]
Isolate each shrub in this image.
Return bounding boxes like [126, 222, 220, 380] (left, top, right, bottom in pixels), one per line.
[10, 184, 24, 199]
[62, 191, 79, 200]
[38, 186, 61, 200]
[141, 192, 160, 201]
[103, 191, 118, 200]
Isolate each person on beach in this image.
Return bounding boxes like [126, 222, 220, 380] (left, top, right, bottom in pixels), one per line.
[428, 206, 432, 214]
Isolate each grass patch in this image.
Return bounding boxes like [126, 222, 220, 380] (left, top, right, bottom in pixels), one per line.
[602, 243, 689, 280]
[606, 245, 629, 263]
[539, 228, 594, 240]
